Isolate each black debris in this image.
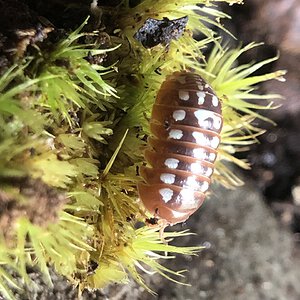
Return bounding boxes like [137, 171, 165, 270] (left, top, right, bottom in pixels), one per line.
[133, 16, 188, 48]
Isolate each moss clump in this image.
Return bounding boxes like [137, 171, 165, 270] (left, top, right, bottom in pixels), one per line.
[0, 0, 285, 298]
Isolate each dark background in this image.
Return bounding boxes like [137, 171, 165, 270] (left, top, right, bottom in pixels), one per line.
[226, 0, 300, 238]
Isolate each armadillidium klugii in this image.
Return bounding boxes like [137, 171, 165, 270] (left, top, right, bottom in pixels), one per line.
[138, 71, 223, 225]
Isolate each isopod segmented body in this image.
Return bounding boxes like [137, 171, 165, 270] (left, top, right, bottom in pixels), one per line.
[138, 71, 223, 225]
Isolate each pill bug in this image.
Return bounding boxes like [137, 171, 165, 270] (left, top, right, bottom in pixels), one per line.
[137, 71, 223, 225]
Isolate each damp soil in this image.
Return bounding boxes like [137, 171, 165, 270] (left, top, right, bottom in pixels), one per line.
[1, 0, 300, 299]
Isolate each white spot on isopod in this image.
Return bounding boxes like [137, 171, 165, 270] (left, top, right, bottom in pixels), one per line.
[160, 173, 176, 184]
[214, 117, 222, 130]
[209, 153, 216, 161]
[212, 95, 219, 107]
[200, 181, 209, 192]
[196, 91, 206, 105]
[191, 163, 213, 177]
[179, 90, 190, 101]
[205, 167, 213, 177]
[210, 136, 220, 148]
[172, 110, 186, 121]
[159, 188, 174, 203]
[164, 158, 179, 169]
[193, 148, 206, 159]
[191, 162, 204, 174]
[169, 129, 183, 140]
[179, 188, 195, 203]
[194, 109, 222, 131]
[185, 176, 199, 189]
[192, 132, 210, 146]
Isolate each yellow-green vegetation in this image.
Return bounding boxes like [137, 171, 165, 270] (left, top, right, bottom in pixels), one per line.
[0, 0, 285, 298]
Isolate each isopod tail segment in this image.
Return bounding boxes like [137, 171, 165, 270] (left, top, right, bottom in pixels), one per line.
[137, 71, 223, 226]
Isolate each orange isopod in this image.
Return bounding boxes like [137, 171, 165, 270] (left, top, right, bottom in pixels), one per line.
[138, 71, 223, 225]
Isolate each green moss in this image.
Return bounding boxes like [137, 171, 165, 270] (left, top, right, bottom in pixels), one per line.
[0, 0, 286, 298]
